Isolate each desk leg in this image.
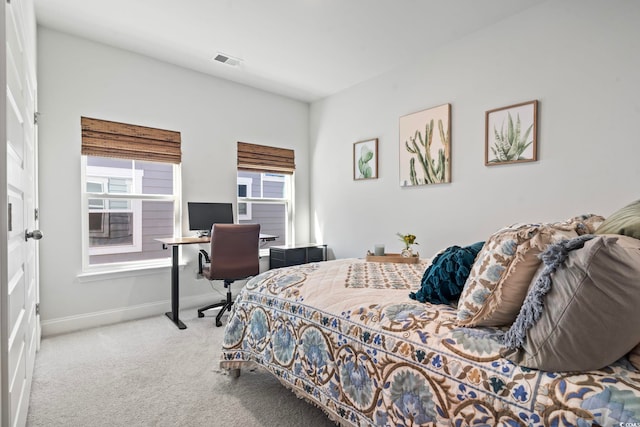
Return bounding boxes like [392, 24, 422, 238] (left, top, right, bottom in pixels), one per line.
[165, 244, 187, 330]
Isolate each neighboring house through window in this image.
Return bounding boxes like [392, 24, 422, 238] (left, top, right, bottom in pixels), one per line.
[80, 117, 181, 271]
[86, 162, 143, 256]
[237, 176, 252, 221]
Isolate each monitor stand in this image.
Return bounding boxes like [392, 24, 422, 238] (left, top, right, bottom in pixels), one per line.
[196, 230, 211, 237]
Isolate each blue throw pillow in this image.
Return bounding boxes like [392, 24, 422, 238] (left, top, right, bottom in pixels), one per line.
[409, 241, 484, 305]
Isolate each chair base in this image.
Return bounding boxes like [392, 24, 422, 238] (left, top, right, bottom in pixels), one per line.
[197, 299, 225, 318]
[197, 284, 233, 327]
[197, 300, 232, 327]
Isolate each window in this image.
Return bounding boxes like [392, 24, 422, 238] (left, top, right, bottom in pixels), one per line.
[80, 117, 181, 271]
[237, 171, 291, 248]
[86, 164, 142, 254]
[236, 142, 295, 250]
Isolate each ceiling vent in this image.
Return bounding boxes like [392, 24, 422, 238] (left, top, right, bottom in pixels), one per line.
[212, 52, 242, 67]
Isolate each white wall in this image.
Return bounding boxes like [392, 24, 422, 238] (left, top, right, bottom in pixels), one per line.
[36, 0, 640, 334]
[37, 28, 310, 335]
[310, 0, 640, 259]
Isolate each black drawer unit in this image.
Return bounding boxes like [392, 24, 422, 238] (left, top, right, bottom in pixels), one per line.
[269, 244, 327, 269]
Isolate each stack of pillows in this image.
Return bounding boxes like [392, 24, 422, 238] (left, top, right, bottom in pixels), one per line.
[412, 199, 640, 372]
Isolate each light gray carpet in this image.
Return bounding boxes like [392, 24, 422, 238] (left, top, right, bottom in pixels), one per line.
[27, 310, 337, 427]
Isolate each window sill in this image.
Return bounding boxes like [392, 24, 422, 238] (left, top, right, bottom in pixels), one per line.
[77, 259, 183, 283]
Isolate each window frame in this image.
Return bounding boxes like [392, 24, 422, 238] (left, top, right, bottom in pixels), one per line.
[80, 156, 181, 273]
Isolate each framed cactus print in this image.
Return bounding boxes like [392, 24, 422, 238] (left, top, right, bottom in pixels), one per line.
[353, 138, 378, 180]
[485, 100, 538, 166]
[399, 103, 451, 187]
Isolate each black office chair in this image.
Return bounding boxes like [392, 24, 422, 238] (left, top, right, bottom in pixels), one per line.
[197, 223, 260, 327]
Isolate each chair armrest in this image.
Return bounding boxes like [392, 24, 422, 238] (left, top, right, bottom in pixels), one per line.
[198, 249, 210, 275]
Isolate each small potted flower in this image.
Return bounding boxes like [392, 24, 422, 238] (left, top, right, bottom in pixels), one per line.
[397, 233, 419, 258]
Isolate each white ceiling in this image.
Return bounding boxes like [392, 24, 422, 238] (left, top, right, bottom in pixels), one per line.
[34, 0, 542, 102]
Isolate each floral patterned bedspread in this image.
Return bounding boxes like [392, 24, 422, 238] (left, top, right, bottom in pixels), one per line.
[220, 259, 640, 426]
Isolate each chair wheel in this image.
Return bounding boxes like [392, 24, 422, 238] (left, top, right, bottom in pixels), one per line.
[198, 312, 204, 318]
[216, 320, 222, 327]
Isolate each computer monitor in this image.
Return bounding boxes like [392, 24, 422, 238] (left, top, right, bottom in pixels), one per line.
[187, 202, 234, 236]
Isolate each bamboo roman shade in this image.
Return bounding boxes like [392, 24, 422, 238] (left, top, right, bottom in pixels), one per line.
[237, 142, 295, 174]
[81, 116, 182, 164]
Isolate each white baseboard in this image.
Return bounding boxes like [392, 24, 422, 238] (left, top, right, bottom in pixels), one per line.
[40, 293, 219, 337]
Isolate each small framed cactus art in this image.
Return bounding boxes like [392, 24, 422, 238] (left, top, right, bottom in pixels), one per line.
[353, 138, 378, 180]
[485, 100, 538, 166]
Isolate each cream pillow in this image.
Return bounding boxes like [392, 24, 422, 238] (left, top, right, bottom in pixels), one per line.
[456, 223, 577, 327]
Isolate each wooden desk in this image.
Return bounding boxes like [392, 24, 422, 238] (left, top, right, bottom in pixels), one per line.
[157, 233, 277, 330]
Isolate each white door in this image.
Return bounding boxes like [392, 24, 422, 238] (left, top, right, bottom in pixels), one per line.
[2, 0, 39, 426]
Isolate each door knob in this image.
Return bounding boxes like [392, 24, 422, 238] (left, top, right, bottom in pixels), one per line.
[25, 229, 43, 241]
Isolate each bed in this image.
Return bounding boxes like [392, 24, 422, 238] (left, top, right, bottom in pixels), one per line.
[219, 255, 640, 426]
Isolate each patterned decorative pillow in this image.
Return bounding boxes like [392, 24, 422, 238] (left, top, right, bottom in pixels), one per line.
[564, 213, 605, 235]
[409, 241, 484, 305]
[595, 199, 640, 239]
[456, 223, 577, 327]
[630, 344, 640, 371]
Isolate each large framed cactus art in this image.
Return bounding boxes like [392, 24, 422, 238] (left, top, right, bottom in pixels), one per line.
[353, 138, 378, 180]
[485, 100, 538, 166]
[399, 103, 451, 187]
